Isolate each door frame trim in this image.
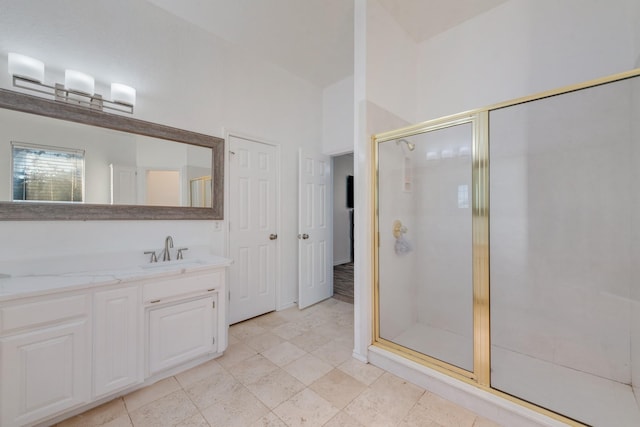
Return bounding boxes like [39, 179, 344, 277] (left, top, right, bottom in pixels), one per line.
[224, 129, 282, 312]
[329, 151, 354, 266]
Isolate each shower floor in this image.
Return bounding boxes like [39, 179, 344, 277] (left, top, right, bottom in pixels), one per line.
[391, 322, 473, 372]
[492, 347, 640, 427]
[390, 322, 640, 426]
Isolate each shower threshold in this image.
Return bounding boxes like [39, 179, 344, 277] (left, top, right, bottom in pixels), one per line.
[390, 322, 473, 373]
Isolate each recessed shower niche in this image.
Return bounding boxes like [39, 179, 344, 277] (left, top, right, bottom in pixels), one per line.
[373, 69, 640, 427]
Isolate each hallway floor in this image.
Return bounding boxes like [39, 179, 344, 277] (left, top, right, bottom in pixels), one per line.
[57, 298, 500, 427]
[333, 262, 354, 304]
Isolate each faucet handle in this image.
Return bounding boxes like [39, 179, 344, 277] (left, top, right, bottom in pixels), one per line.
[144, 251, 158, 263]
[176, 247, 189, 260]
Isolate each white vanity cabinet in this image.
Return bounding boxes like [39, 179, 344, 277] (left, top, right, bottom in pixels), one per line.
[144, 269, 223, 376]
[0, 294, 91, 427]
[0, 259, 229, 427]
[93, 285, 142, 398]
[148, 294, 217, 375]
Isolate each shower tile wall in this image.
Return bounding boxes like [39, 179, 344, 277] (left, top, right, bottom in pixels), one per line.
[490, 76, 640, 426]
[633, 305, 640, 409]
[632, 72, 640, 412]
[378, 141, 417, 340]
[413, 124, 472, 342]
[378, 122, 474, 372]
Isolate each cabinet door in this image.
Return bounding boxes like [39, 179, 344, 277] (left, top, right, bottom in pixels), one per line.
[94, 286, 141, 398]
[0, 321, 90, 427]
[148, 295, 216, 375]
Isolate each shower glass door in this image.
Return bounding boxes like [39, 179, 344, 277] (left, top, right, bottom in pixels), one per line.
[375, 119, 477, 375]
[489, 74, 640, 427]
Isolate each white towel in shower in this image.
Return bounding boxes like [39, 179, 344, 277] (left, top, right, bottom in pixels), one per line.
[394, 235, 412, 255]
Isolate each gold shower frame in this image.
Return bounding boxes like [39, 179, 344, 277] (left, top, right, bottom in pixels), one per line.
[371, 67, 640, 427]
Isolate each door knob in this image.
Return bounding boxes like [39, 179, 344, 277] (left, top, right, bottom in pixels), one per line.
[297, 233, 309, 240]
[269, 233, 278, 240]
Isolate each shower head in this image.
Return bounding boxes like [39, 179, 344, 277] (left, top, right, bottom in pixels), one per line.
[396, 139, 415, 151]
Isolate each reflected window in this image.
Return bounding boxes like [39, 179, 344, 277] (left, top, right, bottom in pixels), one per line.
[12, 142, 85, 202]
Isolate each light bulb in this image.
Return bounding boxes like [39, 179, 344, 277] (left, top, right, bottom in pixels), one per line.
[111, 83, 136, 106]
[65, 69, 95, 94]
[8, 53, 45, 83]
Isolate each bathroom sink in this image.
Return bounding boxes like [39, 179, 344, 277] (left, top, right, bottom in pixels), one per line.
[140, 259, 208, 271]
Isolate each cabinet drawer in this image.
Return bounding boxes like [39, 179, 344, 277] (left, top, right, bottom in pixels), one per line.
[143, 270, 222, 303]
[0, 294, 89, 334]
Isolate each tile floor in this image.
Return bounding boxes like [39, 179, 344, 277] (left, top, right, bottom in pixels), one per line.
[56, 298, 501, 427]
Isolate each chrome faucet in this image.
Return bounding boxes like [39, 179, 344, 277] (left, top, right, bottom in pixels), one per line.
[162, 235, 174, 261]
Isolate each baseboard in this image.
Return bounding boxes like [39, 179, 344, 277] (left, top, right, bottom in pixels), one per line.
[277, 301, 297, 311]
[351, 349, 368, 363]
[333, 258, 352, 266]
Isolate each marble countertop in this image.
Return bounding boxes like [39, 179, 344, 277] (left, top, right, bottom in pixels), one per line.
[0, 255, 233, 302]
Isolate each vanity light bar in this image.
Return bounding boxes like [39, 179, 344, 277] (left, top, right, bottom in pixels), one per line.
[7, 53, 136, 114]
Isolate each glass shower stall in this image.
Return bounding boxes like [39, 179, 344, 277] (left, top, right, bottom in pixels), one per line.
[373, 70, 640, 427]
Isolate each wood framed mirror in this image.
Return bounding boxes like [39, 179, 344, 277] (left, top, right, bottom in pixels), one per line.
[0, 88, 223, 220]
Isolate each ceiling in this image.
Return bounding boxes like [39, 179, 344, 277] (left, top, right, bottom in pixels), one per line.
[147, 0, 354, 89]
[147, 0, 509, 88]
[377, 0, 509, 43]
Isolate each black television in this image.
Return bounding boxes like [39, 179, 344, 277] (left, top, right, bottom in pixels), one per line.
[346, 175, 354, 209]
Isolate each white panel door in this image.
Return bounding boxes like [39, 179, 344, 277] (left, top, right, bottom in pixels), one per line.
[94, 286, 141, 398]
[109, 164, 137, 204]
[298, 149, 333, 309]
[228, 135, 278, 324]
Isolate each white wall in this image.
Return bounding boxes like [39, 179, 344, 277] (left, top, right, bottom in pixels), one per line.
[323, 76, 355, 155]
[352, 0, 371, 361]
[332, 154, 353, 265]
[324, 76, 356, 267]
[0, 0, 323, 308]
[366, 0, 418, 125]
[416, 0, 640, 121]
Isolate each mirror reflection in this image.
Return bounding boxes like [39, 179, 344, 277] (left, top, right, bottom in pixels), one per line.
[1, 108, 212, 207]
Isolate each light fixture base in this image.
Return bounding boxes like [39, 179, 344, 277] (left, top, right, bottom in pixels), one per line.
[13, 76, 134, 114]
